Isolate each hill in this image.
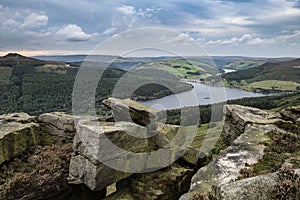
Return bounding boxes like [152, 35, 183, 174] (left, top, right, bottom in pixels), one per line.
[0, 54, 191, 115]
[222, 58, 300, 92]
[135, 59, 221, 81]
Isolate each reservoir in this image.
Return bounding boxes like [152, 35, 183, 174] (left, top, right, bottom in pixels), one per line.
[139, 82, 265, 110]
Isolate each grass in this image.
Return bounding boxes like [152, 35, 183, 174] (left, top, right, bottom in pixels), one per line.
[238, 121, 300, 179]
[138, 59, 217, 80]
[248, 80, 300, 91]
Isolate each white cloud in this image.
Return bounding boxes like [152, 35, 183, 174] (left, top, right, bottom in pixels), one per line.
[222, 16, 255, 25]
[102, 27, 118, 35]
[116, 5, 135, 15]
[56, 24, 92, 42]
[206, 31, 300, 46]
[21, 13, 48, 28]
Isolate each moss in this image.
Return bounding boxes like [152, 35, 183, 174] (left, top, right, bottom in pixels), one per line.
[238, 124, 300, 179]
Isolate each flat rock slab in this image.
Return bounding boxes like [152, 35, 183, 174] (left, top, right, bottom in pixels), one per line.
[180, 124, 284, 199]
[0, 112, 35, 123]
[216, 168, 300, 200]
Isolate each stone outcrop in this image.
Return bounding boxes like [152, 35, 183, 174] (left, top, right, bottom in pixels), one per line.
[223, 105, 282, 145]
[180, 105, 288, 200]
[38, 112, 75, 139]
[279, 105, 300, 123]
[68, 120, 151, 191]
[215, 168, 300, 200]
[0, 113, 39, 165]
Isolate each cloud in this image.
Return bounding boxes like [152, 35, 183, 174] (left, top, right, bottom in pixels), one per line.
[21, 13, 48, 28]
[56, 24, 92, 42]
[206, 31, 300, 46]
[116, 5, 135, 15]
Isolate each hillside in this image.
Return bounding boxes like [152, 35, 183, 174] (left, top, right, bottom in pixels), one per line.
[222, 58, 300, 92]
[0, 54, 192, 115]
[135, 59, 221, 80]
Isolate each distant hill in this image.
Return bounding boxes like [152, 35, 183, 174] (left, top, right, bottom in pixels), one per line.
[222, 58, 300, 83]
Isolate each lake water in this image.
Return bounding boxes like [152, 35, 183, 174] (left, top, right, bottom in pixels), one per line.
[139, 82, 265, 110]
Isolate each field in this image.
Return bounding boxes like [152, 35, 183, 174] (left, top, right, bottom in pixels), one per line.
[248, 80, 300, 91]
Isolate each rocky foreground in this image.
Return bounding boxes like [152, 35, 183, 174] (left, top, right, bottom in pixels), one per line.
[0, 98, 299, 200]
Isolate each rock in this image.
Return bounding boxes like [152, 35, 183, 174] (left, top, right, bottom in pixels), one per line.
[102, 98, 159, 127]
[68, 155, 131, 191]
[279, 106, 300, 123]
[180, 124, 283, 199]
[0, 112, 35, 123]
[223, 105, 281, 145]
[0, 113, 39, 165]
[215, 167, 300, 200]
[38, 112, 75, 139]
[106, 164, 194, 200]
[69, 120, 151, 191]
[215, 172, 279, 200]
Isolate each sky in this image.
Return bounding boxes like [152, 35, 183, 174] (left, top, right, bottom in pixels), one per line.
[0, 0, 300, 57]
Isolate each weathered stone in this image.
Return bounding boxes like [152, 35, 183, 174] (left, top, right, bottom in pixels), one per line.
[68, 155, 131, 191]
[102, 98, 159, 126]
[180, 124, 283, 199]
[109, 164, 194, 200]
[74, 120, 150, 164]
[38, 112, 75, 138]
[223, 105, 281, 145]
[215, 167, 300, 200]
[280, 106, 300, 123]
[0, 114, 39, 165]
[0, 112, 35, 123]
[215, 172, 279, 200]
[69, 120, 153, 191]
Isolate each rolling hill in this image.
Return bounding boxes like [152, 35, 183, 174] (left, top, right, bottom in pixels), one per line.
[222, 58, 300, 92]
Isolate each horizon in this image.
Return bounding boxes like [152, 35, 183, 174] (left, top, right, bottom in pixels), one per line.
[0, 52, 298, 59]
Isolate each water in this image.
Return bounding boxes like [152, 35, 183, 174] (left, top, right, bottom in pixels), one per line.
[223, 69, 236, 73]
[139, 82, 265, 110]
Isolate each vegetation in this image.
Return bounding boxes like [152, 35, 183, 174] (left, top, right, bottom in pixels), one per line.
[0, 144, 73, 200]
[221, 59, 265, 70]
[136, 59, 220, 80]
[222, 59, 300, 92]
[0, 54, 192, 115]
[166, 92, 300, 125]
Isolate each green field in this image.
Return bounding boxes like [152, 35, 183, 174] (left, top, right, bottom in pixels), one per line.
[137, 59, 218, 80]
[248, 80, 300, 91]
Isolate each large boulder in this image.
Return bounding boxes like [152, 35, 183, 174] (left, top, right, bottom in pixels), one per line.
[38, 112, 75, 139]
[223, 105, 282, 145]
[102, 98, 160, 127]
[0, 113, 39, 165]
[69, 120, 151, 191]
